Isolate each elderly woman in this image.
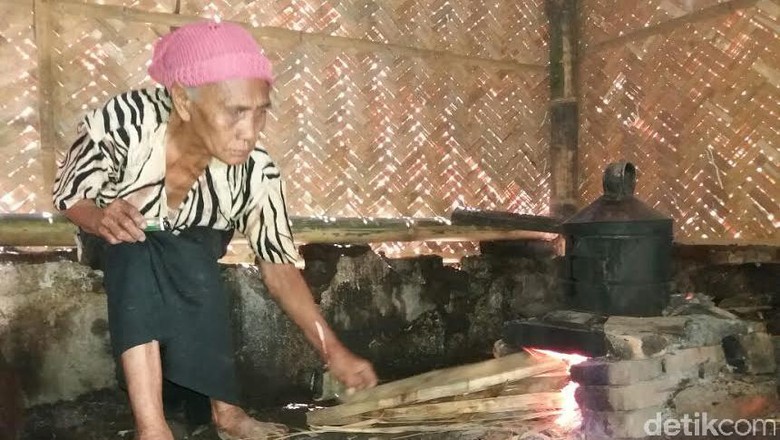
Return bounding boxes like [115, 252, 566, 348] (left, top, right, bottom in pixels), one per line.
[53, 21, 377, 440]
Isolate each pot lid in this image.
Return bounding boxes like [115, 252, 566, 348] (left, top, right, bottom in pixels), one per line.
[564, 161, 671, 224]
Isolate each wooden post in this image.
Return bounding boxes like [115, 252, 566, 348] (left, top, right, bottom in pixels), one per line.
[34, 0, 57, 193]
[546, 0, 579, 220]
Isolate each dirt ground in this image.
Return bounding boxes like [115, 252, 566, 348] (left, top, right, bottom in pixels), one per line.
[20, 389, 498, 440]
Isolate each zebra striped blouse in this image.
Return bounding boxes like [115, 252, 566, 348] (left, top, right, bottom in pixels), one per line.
[52, 88, 299, 264]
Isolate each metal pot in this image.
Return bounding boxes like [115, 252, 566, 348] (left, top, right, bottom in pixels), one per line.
[560, 161, 673, 316]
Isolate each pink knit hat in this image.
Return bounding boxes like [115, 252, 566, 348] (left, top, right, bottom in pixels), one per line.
[148, 20, 273, 88]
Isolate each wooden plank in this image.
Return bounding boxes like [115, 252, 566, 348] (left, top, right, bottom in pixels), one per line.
[546, 0, 579, 219]
[306, 353, 566, 426]
[376, 392, 564, 421]
[583, 0, 759, 54]
[34, 0, 57, 195]
[51, 0, 545, 73]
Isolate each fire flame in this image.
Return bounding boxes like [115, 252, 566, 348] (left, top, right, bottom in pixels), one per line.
[524, 348, 588, 430]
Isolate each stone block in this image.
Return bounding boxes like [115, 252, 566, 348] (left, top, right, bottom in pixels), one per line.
[722, 332, 776, 374]
[575, 375, 682, 411]
[606, 332, 673, 360]
[663, 345, 726, 378]
[581, 406, 667, 439]
[0, 262, 116, 406]
[671, 375, 779, 421]
[570, 357, 663, 386]
[604, 315, 749, 359]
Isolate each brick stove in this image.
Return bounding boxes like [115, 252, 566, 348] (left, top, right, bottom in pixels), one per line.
[503, 296, 779, 439]
[501, 162, 778, 438]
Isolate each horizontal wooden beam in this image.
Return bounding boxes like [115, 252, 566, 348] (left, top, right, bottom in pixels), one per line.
[0, 214, 557, 247]
[50, 0, 545, 73]
[450, 208, 560, 232]
[0, 215, 774, 247]
[583, 0, 758, 54]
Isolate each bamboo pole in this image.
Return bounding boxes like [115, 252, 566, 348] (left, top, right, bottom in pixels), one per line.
[49, 0, 545, 73]
[33, 0, 57, 195]
[582, 0, 759, 54]
[0, 214, 557, 247]
[546, 0, 579, 219]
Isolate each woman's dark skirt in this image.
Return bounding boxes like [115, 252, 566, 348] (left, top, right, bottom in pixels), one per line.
[80, 227, 240, 405]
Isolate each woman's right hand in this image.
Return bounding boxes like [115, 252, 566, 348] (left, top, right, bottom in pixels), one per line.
[94, 199, 147, 244]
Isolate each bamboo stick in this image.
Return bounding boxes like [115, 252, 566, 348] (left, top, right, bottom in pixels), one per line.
[308, 409, 562, 433]
[49, 0, 545, 73]
[376, 393, 564, 421]
[416, 372, 569, 406]
[582, 0, 759, 54]
[307, 353, 566, 426]
[339, 353, 564, 405]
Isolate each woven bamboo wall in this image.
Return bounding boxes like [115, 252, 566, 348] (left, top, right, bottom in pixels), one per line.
[3, 0, 776, 253]
[0, 0, 549, 258]
[579, 0, 779, 244]
[0, 2, 42, 213]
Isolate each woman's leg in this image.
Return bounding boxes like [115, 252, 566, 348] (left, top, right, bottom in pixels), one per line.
[122, 341, 173, 440]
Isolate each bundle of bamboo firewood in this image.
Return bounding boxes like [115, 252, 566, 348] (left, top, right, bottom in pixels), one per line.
[306, 352, 573, 436]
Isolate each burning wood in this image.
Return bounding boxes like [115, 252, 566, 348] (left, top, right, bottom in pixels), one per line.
[306, 349, 586, 436]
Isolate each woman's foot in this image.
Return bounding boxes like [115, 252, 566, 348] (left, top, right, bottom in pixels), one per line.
[134, 426, 174, 440]
[212, 401, 287, 440]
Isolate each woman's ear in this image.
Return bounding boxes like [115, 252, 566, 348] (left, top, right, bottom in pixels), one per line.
[170, 84, 193, 121]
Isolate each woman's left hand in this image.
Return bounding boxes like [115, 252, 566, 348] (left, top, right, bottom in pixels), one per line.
[327, 348, 378, 394]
